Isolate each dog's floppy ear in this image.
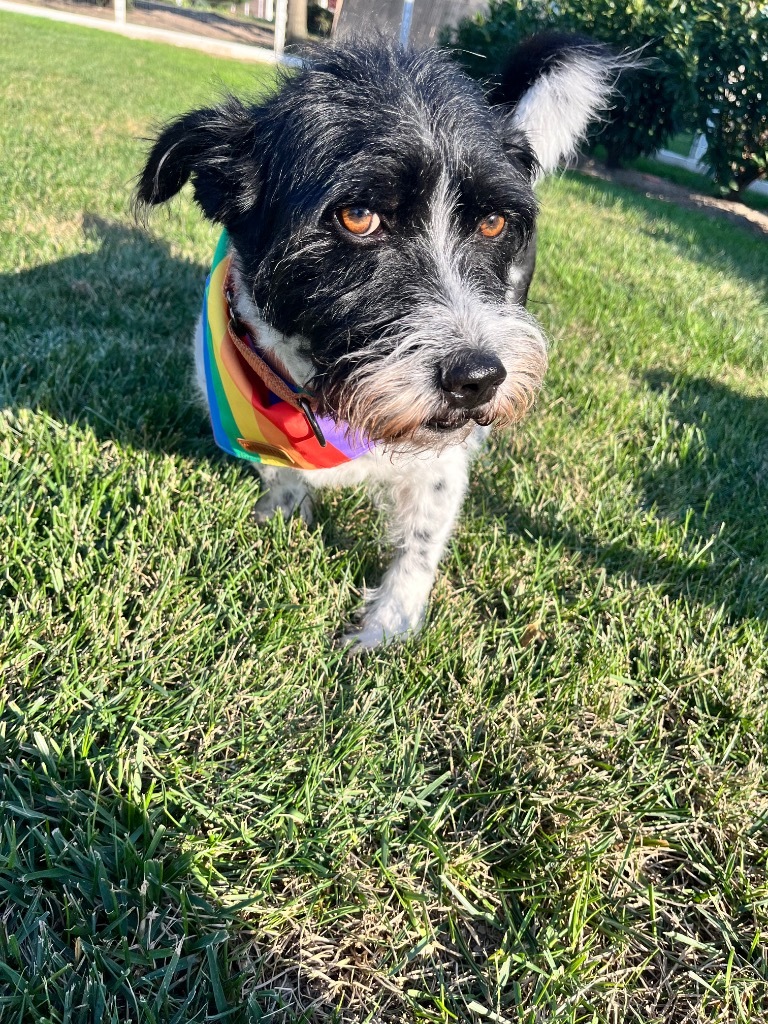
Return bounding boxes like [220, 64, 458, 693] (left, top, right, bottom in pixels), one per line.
[135, 97, 262, 223]
[491, 33, 618, 178]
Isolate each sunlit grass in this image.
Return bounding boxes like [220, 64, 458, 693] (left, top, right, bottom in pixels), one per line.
[2, 12, 767, 1023]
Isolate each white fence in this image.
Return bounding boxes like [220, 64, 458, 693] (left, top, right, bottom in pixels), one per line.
[655, 134, 768, 197]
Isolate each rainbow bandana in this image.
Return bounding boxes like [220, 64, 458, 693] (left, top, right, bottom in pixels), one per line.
[202, 230, 373, 470]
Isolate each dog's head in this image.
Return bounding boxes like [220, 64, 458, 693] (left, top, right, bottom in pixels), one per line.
[136, 36, 616, 449]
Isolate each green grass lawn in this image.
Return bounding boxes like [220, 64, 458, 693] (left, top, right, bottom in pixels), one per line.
[589, 142, 768, 214]
[663, 131, 696, 158]
[2, 12, 768, 1023]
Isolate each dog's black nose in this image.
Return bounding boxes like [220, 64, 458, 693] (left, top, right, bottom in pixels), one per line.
[439, 351, 507, 409]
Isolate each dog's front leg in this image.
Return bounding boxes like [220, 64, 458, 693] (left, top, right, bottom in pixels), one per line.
[343, 445, 472, 649]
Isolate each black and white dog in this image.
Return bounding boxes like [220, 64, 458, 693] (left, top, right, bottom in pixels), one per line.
[137, 35, 617, 648]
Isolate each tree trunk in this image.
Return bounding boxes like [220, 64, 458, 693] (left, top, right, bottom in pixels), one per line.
[286, 0, 308, 41]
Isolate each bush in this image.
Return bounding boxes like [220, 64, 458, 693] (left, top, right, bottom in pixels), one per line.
[439, 1, 547, 82]
[308, 2, 333, 37]
[445, 0, 768, 193]
[693, 0, 768, 196]
[443, 0, 693, 165]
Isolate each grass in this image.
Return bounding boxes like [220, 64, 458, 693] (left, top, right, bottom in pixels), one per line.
[1, 11, 768, 1023]
[662, 132, 696, 158]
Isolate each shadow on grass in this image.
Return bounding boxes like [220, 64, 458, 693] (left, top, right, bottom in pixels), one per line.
[0, 218, 328, 1018]
[0, 214, 218, 460]
[477, 370, 768, 624]
[568, 171, 768, 304]
[641, 370, 768, 562]
[0, 738, 259, 1021]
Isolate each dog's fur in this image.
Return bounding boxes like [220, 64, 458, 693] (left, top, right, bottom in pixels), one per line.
[136, 34, 618, 648]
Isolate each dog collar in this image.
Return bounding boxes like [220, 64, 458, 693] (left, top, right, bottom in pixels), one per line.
[202, 230, 373, 470]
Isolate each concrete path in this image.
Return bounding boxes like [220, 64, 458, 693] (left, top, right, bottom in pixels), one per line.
[0, 0, 279, 62]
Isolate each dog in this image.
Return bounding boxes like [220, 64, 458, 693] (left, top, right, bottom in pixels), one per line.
[136, 33, 618, 649]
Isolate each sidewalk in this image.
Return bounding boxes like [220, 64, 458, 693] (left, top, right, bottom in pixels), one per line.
[0, 0, 278, 62]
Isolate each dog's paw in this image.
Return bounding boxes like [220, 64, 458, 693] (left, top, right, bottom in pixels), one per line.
[254, 488, 313, 525]
[339, 608, 423, 651]
[339, 622, 391, 651]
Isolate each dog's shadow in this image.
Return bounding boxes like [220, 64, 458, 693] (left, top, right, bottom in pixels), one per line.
[1, 214, 217, 458]
[1, 214, 389, 579]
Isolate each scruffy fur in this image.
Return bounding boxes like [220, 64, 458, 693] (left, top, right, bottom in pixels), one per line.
[137, 35, 618, 648]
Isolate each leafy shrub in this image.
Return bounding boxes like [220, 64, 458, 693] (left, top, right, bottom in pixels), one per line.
[445, 0, 768, 194]
[308, 2, 333, 37]
[439, 0, 547, 82]
[443, 0, 693, 165]
[693, 0, 768, 195]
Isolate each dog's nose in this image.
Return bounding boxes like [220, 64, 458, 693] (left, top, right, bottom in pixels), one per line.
[438, 351, 507, 409]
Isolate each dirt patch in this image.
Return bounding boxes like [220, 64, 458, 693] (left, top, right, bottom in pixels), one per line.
[578, 158, 768, 238]
[132, 0, 274, 47]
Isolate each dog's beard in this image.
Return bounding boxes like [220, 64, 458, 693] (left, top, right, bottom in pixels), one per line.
[313, 300, 548, 452]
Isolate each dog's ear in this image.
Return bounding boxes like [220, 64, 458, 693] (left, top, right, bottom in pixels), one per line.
[135, 98, 262, 223]
[491, 33, 618, 178]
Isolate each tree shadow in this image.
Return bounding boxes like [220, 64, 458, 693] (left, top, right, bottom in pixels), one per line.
[134, 0, 275, 48]
[641, 370, 768, 564]
[0, 214, 218, 459]
[568, 171, 768, 304]
[475, 371, 768, 623]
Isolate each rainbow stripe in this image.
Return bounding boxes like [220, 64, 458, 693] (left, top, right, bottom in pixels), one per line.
[202, 231, 373, 470]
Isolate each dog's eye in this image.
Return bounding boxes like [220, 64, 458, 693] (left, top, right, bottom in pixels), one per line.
[337, 206, 381, 237]
[478, 214, 506, 239]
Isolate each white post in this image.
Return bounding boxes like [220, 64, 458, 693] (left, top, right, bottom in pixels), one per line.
[273, 0, 287, 57]
[114, 0, 126, 24]
[692, 132, 708, 163]
[399, 0, 414, 46]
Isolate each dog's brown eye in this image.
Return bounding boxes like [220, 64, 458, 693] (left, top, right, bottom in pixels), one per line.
[478, 213, 506, 239]
[338, 206, 381, 237]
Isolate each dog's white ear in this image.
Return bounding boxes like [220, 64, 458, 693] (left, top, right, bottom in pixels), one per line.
[492, 33, 618, 178]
